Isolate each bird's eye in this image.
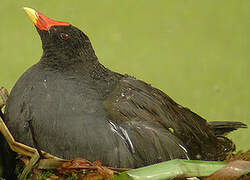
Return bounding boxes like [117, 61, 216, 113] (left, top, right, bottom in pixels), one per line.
[60, 33, 69, 40]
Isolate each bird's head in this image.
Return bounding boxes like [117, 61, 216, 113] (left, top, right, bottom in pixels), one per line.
[23, 7, 97, 66]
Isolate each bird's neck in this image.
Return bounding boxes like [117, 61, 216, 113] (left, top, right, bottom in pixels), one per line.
[39, 53, 122, 97]
[40, 47, 99, 69]
[39, 51, 120, 80]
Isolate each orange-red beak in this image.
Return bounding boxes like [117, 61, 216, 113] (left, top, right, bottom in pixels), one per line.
[23, 7, 70, 31]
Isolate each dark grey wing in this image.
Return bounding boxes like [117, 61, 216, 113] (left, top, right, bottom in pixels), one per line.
[104, 75, 239, 161]
[103, 76, 200, 165]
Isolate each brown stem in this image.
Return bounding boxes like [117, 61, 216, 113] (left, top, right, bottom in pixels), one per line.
[0, 110, 4, 121]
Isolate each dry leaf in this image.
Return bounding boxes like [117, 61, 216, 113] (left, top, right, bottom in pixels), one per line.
[58, 158, 114, 180]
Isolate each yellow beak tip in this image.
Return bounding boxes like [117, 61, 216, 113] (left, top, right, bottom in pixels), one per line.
[23, 7, 38, 24]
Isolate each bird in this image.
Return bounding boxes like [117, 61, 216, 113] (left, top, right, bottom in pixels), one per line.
[2, 7, 247, 172]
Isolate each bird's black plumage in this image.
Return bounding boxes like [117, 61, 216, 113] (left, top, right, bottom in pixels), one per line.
[3, 10, 247, 170]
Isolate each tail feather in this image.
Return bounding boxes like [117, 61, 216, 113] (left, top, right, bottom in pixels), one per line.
[209, 121, 247, 136]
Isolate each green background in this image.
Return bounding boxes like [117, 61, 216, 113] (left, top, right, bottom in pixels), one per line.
[0, 1, 249, 151]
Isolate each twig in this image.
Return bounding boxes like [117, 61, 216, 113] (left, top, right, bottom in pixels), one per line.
[20, 152, 40, 180]
[0, 87, 8, 121]
[0, 87, 8, 109]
